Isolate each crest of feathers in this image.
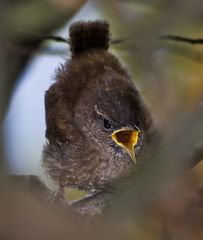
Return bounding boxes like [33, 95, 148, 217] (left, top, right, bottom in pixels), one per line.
[69, 20, 110, 56]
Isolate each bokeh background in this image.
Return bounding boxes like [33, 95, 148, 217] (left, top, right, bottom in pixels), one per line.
[1, 1, 203, 239]
[3, 0, 203, 176]
[3, 1, 100, 175]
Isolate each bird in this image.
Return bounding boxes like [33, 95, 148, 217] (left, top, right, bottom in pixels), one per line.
[42, 20, 155, 214]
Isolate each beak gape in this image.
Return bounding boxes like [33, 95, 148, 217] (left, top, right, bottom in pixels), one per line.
[111, 128, 140, 164]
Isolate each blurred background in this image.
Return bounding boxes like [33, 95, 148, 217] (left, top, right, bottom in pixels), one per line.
[3, 1, 100, 175]
[1, 0, 203, 239]
[3, 0, 203, 176]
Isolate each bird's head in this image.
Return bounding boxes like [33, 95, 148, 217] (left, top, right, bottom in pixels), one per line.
[42, 20, 153, 193]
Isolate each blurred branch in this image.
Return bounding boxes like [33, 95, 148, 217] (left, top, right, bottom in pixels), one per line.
[94, 0, 203, 120]
[161, 35, 203, 45]
[105, 98, 203, 222]
[0, 0, 86, 122]
[71, 191, 113, 215]
[1, 1, 203, 239]
[0, 0, 86, 205]
[2, 0, 85, 42]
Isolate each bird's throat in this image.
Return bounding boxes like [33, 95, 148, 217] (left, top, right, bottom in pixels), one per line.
[111, 128, 140, 164]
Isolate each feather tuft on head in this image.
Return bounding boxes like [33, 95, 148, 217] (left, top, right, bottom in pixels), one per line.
[69, 20, 110, 56]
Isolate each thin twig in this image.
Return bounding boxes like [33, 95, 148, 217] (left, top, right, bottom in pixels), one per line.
[17, 29, 69, 44]
[161, 35, 203, 45]
[71, 191, 113, 215]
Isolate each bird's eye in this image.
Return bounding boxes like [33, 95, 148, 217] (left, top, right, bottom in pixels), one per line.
[103, 119, 112, 129]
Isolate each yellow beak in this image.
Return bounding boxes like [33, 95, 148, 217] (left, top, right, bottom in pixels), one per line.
[111, 128, 140, 164]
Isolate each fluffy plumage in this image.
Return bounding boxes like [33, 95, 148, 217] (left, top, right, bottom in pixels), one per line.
[43, 20, 153, 194]
[69, 20, 110, 56]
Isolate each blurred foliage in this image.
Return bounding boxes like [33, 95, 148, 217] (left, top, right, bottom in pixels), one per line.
[94, 1, 203, 239]
[95, 0, 203, 123]
[1, 0, 203, 239]
[0, 0, 85, 176]
[0, 0, 86, 121]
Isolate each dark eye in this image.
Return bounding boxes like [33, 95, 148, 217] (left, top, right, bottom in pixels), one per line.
[103, 119, 112, 129]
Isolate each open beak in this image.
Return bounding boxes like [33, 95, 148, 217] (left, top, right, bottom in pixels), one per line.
[111, 128, 140, 164]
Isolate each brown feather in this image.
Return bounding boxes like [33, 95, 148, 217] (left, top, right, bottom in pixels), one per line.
[43, 20, 154, 197]
[69, 20, 110, 56]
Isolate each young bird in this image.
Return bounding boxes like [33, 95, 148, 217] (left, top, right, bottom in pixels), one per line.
[42, 20, 154, 211]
